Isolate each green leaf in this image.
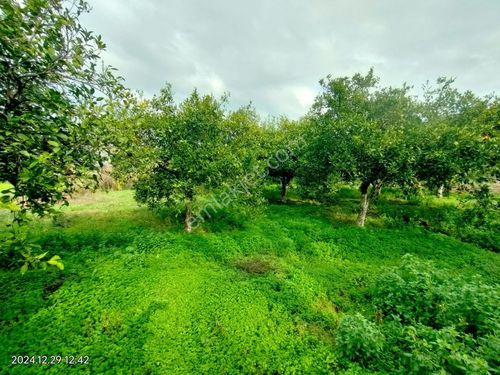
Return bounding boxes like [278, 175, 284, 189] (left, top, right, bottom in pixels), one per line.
[20, 263, 28, 275]
[48, 255, 61, 263]
[36, 252, 48, 260]
[48, 255, 64, 270]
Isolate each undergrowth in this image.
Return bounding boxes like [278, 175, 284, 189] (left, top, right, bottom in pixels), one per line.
[0, 188, 498, 374]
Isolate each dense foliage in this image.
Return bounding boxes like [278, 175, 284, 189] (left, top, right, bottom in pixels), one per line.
[416, 78, 498, 195]
[263, 117, 305, 202]
[131, 87, 263, 231]
[0, 0, 121, 218]
[0, 0, 123, 271]
[299, 70, 498, 226]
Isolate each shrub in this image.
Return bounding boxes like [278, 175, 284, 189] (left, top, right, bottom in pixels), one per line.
[372, 254, 449, 327]
[372, 255, 499, 334]
[399, 324, 490, 374]
[336, 313, 385, 365]
[366, 255, 500, 373]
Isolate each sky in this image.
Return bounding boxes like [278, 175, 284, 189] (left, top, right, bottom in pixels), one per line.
[81, 0, 500, 119]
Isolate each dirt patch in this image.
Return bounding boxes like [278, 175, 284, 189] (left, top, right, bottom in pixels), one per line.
[43, 278, 64, 299]
[234, 256, 280, 274]
[491, 182, 500, 194]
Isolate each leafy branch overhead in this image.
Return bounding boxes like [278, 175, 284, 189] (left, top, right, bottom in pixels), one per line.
[1, 0, 123, 272]
[0, 0, 123, 217]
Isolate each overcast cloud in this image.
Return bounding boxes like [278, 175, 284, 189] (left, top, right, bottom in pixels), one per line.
[81, 0, 500, 119]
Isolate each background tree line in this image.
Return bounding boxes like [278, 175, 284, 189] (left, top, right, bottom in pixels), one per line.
[1, 0, 498, 271]
[111, 71, 498, 231]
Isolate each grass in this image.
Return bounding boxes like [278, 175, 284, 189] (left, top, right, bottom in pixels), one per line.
[0, 187, 498, 374]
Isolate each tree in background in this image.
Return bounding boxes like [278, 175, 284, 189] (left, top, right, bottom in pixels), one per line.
[477, 97, 500, 179]
[0, 0, 122, 270]
[110, 86, 174, 187]
[223, 104, 267, 190]
[264, 117, 304, 203]
[416, 78, 498, 197]
[134, 88, 262, 232]
[302, 70, 421, 226]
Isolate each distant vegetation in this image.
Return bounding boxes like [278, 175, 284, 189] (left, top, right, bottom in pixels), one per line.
[1, 1, 498, 374]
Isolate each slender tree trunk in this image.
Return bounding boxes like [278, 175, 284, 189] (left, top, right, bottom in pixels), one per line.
[369, 180, 383, 203]
[184, 199, 193, 232]
[357, 194, 369, 227]
[373, 181, 382, 200]
[280, 177, 287, 203]
[437, 185, 444, 198]
[357, 181, 371, 227]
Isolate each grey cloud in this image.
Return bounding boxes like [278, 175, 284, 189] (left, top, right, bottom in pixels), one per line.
[81, 0, 500, 118]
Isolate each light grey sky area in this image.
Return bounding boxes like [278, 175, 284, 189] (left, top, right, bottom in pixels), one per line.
[81, 0, 500, 118]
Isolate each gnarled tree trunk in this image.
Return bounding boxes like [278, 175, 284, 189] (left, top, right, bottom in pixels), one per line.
[357, 181, 371, 227]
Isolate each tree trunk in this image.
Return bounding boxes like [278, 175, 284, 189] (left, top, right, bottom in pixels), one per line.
[437, 185, 444, 198]
[370, 180, 383, 203]
[184, 199, 193, 232]
[357, 181, 371, 227]
[373, 181, 382, 199]
[280, 177, 287, 203]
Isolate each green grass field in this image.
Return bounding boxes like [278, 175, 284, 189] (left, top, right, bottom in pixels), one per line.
[1, 188, 498, 374]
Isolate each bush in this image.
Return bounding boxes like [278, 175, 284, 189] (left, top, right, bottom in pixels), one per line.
[372, 255, 499, 334]
[399, 324, 490, 374]
[376, 188, 500, 252]
[372, 255, 450, 327]
[336, 313, 384, 365]
[364, 255, 500, 373]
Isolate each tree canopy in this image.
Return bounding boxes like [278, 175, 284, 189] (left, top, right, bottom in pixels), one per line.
[0, 0, 122, 271]
[0, 0, 122, 218]
[133, 87, 263, 231]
